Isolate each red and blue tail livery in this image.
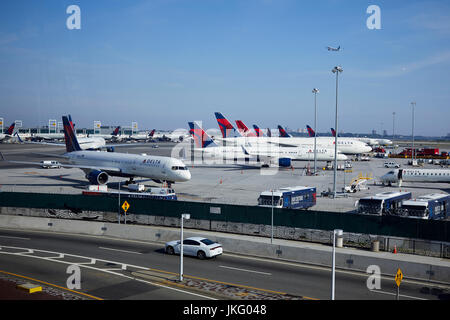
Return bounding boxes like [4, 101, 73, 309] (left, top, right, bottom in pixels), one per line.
[148, 129, 155, 137]
[112, 126, 121, 136]
[278, 125, 291, 138]
[188, 122, 217, 148]
[214, 112, 240, 138]
[306, 125, 315, 137]
[5, 122, 15, 135]
[235, 120, 257, 137]
[62, 115, 82, 152]
[331, 128, 336, 137]
[252, 125, 264, 137]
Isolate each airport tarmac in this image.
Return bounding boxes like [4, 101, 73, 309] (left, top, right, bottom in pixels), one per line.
[0, 142, 449, 213]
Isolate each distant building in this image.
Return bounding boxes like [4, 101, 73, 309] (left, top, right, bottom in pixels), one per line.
[372, 129, 377, 136]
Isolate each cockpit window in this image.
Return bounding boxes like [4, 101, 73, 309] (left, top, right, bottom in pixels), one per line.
[171, 166, 187, 171]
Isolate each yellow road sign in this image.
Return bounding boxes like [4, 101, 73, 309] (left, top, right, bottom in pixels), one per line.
[395, 268, 403, 287]
[122, 201, 130, 213]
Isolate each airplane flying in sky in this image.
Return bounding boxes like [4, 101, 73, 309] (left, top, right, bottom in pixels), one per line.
[327, 45, 341, 51]
[5, 115, 191, 186]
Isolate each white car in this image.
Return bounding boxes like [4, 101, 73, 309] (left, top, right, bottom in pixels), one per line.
[40, 160, 61, 169]
[384, 161, 400, 168]
[165, 237, 223, 259]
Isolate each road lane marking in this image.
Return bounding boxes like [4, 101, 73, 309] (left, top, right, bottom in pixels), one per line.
[369, 289, 427, 300]
[219, 265, 272, 276]
[98, 247, 142, 255]
[0, 235, 30, 240]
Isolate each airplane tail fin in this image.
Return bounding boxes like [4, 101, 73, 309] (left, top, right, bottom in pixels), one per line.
[112, 126, 120, 136]
[188, 122, 218, 148]
[214, 112, 241, 138]
[62, 115, 82, 152]
[331, 128, 336, 137]
[235, 120, 256, 137]
[278, 125, 291, 138]
[148, 129, 155, 137]
[267, 128, 271, 137]
[306, 125, 315, 137]
[5, 122, 16, 135]
[253, 125, 264, 137]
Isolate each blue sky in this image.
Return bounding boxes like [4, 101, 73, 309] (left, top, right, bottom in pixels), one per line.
[1, 0, 450, 136]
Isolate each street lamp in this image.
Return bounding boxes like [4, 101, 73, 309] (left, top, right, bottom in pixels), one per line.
[411, 102, 416, 165]
[180, 213, 191, 281]
[392, 112, 396, 142]
[312, 88, 319, 175]
[331, 229, 343, 300]
[332, 66, 343, 198]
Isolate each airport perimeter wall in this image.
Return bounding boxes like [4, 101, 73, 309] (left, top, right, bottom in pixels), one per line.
[0, 191, 449, 257]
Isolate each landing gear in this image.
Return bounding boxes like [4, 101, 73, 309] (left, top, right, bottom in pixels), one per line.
[124, 178, 135, 185]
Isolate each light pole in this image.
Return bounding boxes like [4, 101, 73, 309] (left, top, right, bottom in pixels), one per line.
[411, 102, 416, 165]
[271, 189, 274, 244]
[332, 66, 343, 198]
[180, 213, 190, 282]
[331, 229, 343, 300]
[312, 88, 319, 175]
[392, 112, 396, 142]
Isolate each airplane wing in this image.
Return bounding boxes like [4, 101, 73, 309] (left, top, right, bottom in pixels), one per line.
[0, 153, 121, 173]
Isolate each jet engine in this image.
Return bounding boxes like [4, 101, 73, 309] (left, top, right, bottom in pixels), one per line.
[86, 170, 109, 185]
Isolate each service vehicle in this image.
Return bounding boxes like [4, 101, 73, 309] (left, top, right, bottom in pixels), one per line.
[356, 191, 412, 216]
[258, 186, 316, 209]
[384, 161, 400, 168]
[398, 193, 450, 220]
[165, 237, 223, 259]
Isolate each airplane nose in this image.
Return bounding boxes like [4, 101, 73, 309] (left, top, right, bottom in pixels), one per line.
[337, 153, 348, 160]
[363, 145, 372, 153]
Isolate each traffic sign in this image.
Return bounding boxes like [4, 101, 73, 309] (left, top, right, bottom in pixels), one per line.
[395, 268, 403, 287]
[121, 201, 130, 213]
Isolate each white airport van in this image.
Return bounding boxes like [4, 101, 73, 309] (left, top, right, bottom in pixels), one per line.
[40, 160, 61, 169]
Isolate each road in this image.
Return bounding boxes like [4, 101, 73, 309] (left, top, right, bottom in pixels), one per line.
[0, 228, 448, 300]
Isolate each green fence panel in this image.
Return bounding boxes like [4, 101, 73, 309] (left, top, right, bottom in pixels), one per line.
[0, 192, 448, 242]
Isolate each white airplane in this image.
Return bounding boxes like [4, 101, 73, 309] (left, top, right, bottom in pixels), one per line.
[0, 122, 18, 142]
[5, 115, 191, 186]
[380, 168, 450, 187]
[189, 122, 347, 167]
[89, 126, 124, 142]
[330, 128, 392, 146]
[213, 113, 371, 155]
[327, 45, 341, 51]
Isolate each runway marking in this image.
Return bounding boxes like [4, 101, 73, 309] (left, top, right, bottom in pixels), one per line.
[0, 245, 216, 300]
[0, 269, 103, 300]
[369, 289, 427, 300]
[219, 265, 272, 276]
[0, 235, 30, 240]
[98, 247, 142, 255]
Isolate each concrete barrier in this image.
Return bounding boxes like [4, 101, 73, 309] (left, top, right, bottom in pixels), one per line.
[0, 214, 449, 284]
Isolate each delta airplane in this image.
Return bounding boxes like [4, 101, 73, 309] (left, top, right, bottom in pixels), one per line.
[190, 122, 347, 167]
[0, 122, 17, 142]
[235, 120, 257, 137]
[380, 168, 450, 187]
[89, 126, 124, 142]
[214, 113, 371, 155]
[331, 128, 392, 146]
[5, 115, 191, 186]
[252, 125, 265, 137]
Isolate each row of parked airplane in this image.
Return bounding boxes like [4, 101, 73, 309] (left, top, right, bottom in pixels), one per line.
[186, 112, 376, 168]
[2, 115, 191, 187]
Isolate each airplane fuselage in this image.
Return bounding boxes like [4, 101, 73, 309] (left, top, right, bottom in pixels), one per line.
[66, 150, 191, 182]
